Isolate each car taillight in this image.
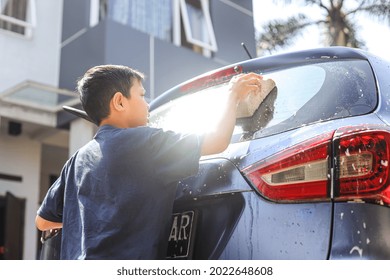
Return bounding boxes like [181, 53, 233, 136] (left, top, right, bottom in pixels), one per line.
[334, 127, 390, 204]
[243, 132, 334, 202]
[243, 126, 390, 206]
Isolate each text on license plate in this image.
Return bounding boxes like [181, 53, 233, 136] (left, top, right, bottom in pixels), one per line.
[166, 211, 195, 259]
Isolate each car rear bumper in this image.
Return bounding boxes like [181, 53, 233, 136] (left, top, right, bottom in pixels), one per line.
[330, 202, 390, 259]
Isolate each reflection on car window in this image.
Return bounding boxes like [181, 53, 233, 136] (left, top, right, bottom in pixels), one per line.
[263, 65, 326, 127]
[250, 60, 376, 139]
[149, 60, 377, 142]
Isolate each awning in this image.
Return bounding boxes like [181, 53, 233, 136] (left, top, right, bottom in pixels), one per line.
[0, 80, 80, 127]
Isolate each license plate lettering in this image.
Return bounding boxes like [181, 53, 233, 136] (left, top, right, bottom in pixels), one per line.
[167, 211, 195, 258]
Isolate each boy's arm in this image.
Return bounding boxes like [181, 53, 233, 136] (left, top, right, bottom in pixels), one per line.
[201, 73, 263, 156]
[35, 215, 63, 231]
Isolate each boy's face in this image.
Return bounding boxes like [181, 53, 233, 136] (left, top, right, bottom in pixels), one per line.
[124, 79, 149, 127]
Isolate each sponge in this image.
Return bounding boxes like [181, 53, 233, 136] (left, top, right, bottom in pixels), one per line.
[236, 78, 276, 118]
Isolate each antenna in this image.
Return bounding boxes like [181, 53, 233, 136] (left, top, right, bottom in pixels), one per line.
[241, 42, 253, 59]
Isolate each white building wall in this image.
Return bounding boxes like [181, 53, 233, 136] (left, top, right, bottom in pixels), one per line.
[0, 0, 64, 259]
[0, 0, 63, 92]
[0, 131, 41, 260]
[69, 119, 96, 157]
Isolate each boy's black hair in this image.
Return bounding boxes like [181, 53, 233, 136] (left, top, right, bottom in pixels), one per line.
[77, 65, 144, 125]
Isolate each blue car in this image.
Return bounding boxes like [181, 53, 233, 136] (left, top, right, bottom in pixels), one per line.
[41, 47, 390, 259]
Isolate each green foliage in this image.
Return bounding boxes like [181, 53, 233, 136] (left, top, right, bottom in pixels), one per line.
[257, 0, 390, 54]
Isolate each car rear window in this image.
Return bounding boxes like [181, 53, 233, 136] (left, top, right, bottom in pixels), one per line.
[149, 60, 377, 142]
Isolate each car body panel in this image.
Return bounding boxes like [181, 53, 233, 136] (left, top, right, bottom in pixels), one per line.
[219, 193, 332, 260]
[40, 47, 390, 260]
[155, 48, 390, 259]
[172, 113, 388, 259]
[330, 202, 390, 260]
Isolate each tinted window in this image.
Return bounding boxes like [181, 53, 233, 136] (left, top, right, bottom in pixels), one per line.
[149, 60, 377, 141]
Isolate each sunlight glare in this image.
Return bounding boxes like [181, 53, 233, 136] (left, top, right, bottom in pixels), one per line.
[150, 84, 230, 135]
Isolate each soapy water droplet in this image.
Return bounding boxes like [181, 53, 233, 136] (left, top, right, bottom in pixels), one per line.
[349, 246, 363, 257]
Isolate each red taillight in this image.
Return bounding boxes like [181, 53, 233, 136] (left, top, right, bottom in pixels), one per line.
[334, 127, 390, 204]
[243, 132, 334, 202]
[180, 66, 243, 93]
[243, 126, 390, 206]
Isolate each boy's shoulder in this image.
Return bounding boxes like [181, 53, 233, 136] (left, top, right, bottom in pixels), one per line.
[97, 125, 169, 142]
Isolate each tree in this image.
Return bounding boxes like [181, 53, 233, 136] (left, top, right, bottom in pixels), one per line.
[257, 0, 390, 54]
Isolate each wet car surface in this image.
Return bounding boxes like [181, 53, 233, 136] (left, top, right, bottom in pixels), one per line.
[41, 47, 390, 259]
[151, 47, 390, 260]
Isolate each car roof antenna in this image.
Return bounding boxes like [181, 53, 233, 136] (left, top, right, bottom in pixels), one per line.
[241, 42, 253, 59]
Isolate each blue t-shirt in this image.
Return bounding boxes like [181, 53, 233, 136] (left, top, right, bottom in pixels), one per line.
[37, 125, 203, 259]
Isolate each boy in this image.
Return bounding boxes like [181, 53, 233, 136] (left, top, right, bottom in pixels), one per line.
[36, 65, 262, 259]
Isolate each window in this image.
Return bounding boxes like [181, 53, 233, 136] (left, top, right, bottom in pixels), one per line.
[90, 0, 107, 28]
[177, 0, 217, 54]
[92, 0, 173, 41]
[90, 0, 217, 56]
[0, 0, 35, 37]
[149, 60, 377, 141]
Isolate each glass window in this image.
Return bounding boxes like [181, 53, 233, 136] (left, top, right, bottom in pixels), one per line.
[107, 0, 173, 41]
[249, 60, 377, 139]
[179, 0, 217, 53]
[90, 0, 107, 27]
[0, 0, 34, 36]
[149, 60, 377, 142]
[90, 0, 217, 56]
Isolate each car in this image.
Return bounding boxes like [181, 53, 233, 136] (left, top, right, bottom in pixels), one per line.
[41, 46, 390, 260]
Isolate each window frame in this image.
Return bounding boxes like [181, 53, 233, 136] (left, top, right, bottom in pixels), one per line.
[90, 0, 218, 55]
[0, 0, 36, 37]
[89, 0, 107, 28]
[174, 0, 217, 53]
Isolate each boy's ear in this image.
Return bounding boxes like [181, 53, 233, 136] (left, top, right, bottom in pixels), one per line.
[111, 92, 125, 111]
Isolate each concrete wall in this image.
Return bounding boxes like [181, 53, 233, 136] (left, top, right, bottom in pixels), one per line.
[0, 0, 64, 259]
[0, 0, 63, 92]
[0, 130, 41, 260]
[60, 0, 256, 99]
[213, 0, 256, 63]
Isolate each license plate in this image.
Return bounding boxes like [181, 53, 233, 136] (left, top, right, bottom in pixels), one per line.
[166, 211, 195, 259]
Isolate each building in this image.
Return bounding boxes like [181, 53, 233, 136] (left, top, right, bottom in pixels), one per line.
[0, 0, 256, 259]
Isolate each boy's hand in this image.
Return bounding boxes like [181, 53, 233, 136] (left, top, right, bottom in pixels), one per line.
[201, 72, 264, 156]
[229, 73, 263, 104]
